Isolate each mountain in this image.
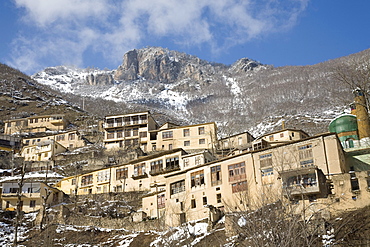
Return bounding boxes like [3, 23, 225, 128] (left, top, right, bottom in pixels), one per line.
[0, 63, 96, 132]
[31, 47, 370, 137]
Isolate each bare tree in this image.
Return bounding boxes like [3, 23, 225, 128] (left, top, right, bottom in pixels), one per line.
[334, 55, 370, 108]
[13, 161, 27, 246]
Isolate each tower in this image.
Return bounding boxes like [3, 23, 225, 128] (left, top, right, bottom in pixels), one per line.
[353, 88, 370, 140]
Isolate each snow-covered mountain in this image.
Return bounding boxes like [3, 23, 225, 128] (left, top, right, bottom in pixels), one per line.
[32, 47, 369, 137]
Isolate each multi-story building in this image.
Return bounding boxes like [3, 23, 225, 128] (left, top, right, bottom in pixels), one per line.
[23, 130, 85, 150]
[103, 111, 159, 151]
[4, 114, 68, 135]
[148, 122, 218, 152]
[57, 129, 357, 226]
[21, 140, 67, 162]
[218, 131, 255, 154]
[252, 129, 309, 150]
[1, 180, 63, 213]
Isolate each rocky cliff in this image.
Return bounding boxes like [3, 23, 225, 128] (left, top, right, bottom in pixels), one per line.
[31, 47, 370, 137]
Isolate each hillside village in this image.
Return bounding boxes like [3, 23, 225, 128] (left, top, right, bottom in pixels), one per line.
[1, 82, 370, 245]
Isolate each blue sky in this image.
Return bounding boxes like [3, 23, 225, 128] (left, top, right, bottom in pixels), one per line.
[1, 0, 369, 75]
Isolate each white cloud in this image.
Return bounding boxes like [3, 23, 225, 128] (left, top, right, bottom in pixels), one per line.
[9, 0, 309, 74]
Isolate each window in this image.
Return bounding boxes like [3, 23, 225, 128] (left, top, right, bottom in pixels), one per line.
[280, 133, 284, 138]
[139, 132, 147, 138]
[232, 180, 248, 193]
[169, 144, 173, 150]
[68, 133, 76, 140]
[166, 157, 179, 170]
[97, 170, 110, 183]
[150, 160, 163, 174]
[9, 188, 18, 193]
[56, 134, 65, 141]
[228, 162, 246, 182]
[299, 144, 313, 159]
[116, 167, 128, 180]
[124, 129, 132, 137]
[198, 127, 205, 135]
[71, 178, 76, 185]
[238, 137, 243, 145]
[115, 185, 123, 192]
[199, 139, 206, 145]
[299, 144, 314, 168]
[133, 128, 139, 136]
[350, 171, 360, 191]
[286, 173, 317, 188]
[191, 170, 205, 187]
[260, 153, 272, 168]
[30, 200, 36, 208]
[195, 156, 201, 165]
[261, 167, 274, 185]
[117, 131, 123, 138]
[183, 158, 189, 167]
[81, 174, 93, 186]
[158, 194, 165, 209]
[269, 135, 274, 141]
[170, 180, 185, 195]
[216, 194, 222, 203]
[191, 199, 197, 208]
[134, 163, 146, 177]
[300, 159, 314, 167]
[184, 141, 190, 146]
[183, 129, 190, 137]
[203, 197, 208, 205]
[211, 165, 222, 186]
[162, 131, 173, 139]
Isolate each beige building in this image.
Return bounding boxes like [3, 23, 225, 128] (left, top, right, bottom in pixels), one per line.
[57, 129, 360, 226]
[4, 114, 68, 135]
[149, 122, 218, 152]
[103, 111, 159, 151]
[142, 132, 348, 226]
[218, 131, 255, 155]
[21, 140, 67, 162]
[23, 130, 85, 150]
[56, 148, 214, 196]
[1, 180, 63, 213]
[252, 129, 309, 150]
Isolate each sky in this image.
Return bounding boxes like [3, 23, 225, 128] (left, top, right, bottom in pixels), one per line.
[0, 0, 369, 75]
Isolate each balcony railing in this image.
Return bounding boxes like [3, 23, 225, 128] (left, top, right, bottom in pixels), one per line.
[131, 172, 148, 180]
[283, 184, 320, 196]
[104, 120, 148, 129]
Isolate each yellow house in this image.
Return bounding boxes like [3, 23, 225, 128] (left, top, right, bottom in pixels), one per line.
[23, 130, 85, 150]
[4, 114, 68, 135]
[1, 180, 64, 213]
[149, 122, 218, 152]
[143, 132, 347, 226]
[103, 111, 159, 152]
[21, 140, 67, 162]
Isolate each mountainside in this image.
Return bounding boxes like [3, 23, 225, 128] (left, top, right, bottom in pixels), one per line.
[31, 47, 370, 137]
[0, 63, 98, 132]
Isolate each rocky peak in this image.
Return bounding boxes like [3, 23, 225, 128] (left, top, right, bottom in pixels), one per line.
[229, 58, 265, 74]
[114, 47, 218, 83]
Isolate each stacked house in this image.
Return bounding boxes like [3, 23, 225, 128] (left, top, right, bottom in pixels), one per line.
[2, 90, 370, 227]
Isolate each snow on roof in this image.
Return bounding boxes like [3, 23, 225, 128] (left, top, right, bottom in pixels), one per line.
[0, 171, 63, 183]
[329, 114, 357, 125]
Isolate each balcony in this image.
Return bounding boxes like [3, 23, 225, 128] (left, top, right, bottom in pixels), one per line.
[149, 165, 180, 176]
[280, 166, 326, 197]
[50, 118, 64, 124]
[131, 172, 148, 180]
[1, 192, 41, 198]
[104, 120, 148, 129]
